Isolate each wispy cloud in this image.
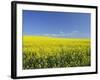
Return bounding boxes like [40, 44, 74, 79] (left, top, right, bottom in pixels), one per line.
[31, 30, 90, 38]
[59, 30, 64, 34]
[65, 30, 79, 36]
[33, 30, 79, 38]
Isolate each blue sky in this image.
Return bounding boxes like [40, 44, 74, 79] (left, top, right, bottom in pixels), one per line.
[23, 10, 91, 38]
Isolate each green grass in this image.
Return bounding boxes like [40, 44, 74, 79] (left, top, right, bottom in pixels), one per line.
[23, 36, 91, 69]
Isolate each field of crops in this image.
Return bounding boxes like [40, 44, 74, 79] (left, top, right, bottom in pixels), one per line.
[22, 36, 91, 69]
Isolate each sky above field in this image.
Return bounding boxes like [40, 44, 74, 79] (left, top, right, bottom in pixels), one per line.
[23, 10, 91, 38]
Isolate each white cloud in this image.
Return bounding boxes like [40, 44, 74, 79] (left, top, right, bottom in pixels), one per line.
[66, 30, 79, 36]
[36, 30, 80, 38]
[72, 30, 79, 33]
[59, 30, 64, 34]
[43, 30, 78, 37]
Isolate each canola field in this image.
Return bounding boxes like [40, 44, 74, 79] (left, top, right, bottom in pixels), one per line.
[23, 36, 91, 69]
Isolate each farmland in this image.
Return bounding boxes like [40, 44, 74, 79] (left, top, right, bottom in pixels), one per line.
[22, 36, 91, 69]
